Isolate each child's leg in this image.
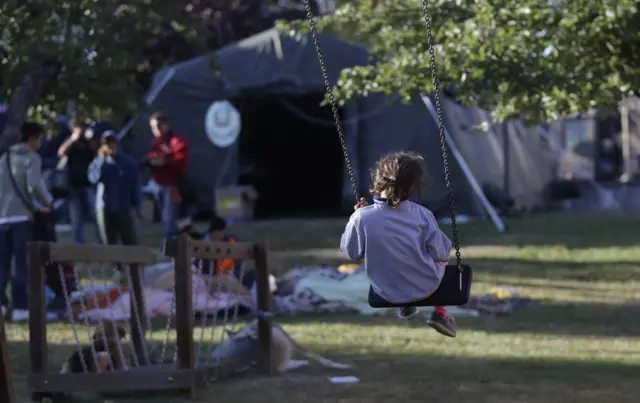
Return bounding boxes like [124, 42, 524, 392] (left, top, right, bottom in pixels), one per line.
[397, 306, 420, 320]
[433, 306, 447, 316]
[427, 306, 456, 337]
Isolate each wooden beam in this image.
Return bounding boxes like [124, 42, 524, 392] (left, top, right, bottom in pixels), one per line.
[254, 242, 275, 375]
[188, 239, 255, 260]
[27, 242, 48, 402]
[47, 243, 156, 264]
[173, 235, 196, 397]
[0, 305, 16, 403]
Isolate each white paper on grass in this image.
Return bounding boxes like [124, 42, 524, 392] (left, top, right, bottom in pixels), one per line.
[328, 376, 360, 384]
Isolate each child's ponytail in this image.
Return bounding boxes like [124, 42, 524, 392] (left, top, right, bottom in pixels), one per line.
[383, 176, 403, 208]
[370, 151, 425, 207]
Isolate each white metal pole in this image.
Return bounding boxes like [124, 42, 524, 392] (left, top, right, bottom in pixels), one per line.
[420, 95, 506, 232]
[620, 100, 632, 183]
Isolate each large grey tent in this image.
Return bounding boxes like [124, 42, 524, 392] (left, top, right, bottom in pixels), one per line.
[137, 28, 549, 218]
[440, 98, 554, 210]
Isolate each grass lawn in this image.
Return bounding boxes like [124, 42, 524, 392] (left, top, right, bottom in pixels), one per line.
[6, 212, 640, 403]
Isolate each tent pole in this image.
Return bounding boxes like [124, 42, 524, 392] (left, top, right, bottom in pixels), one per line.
[420, 95, 506, 232]
[620, 100, 632, 183]
[502, 122, 510, 197]
[117, 67, 177, 141]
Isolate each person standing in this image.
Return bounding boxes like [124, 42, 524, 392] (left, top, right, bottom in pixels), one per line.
[57, 122, 102, 244]
[146, 113, 189, 237]
[88, 131, 142, 252]
[0, 122, 52, 320]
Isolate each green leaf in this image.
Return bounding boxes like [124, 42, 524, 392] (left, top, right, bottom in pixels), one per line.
[280, 0, 640, 122]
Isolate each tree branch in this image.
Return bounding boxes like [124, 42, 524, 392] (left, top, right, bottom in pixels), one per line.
[0, 60, 61, 154]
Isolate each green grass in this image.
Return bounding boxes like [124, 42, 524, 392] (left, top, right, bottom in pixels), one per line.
[7, 212, 640, 402]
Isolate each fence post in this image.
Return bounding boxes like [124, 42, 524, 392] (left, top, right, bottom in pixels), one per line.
[27, 242, 48, 402]
[0, 304, 15, 403]
[253, 242, 274, 375]
[173, 235, 195, 396]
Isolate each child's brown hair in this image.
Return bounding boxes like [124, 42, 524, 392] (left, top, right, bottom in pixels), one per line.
[370, 151, 427, 207]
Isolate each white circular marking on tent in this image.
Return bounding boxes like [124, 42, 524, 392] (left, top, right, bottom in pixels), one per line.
[204, 100, 241, 148]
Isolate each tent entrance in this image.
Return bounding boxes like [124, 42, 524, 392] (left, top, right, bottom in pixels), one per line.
[236, 94, 344, 218]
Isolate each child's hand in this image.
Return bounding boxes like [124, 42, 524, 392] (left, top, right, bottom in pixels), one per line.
[354, 198, 369, 210]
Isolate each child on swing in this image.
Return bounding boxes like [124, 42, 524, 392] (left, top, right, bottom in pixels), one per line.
[340, 151, 456, 337]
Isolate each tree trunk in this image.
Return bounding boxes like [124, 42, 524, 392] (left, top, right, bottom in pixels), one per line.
[0, 61, 61, 154]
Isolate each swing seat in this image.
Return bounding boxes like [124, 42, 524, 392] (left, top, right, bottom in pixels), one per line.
[368, 264, 473, 308]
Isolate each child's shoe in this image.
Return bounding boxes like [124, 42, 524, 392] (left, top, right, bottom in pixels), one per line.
[427, 311, 457, 337]
[397, 306, 420, 320]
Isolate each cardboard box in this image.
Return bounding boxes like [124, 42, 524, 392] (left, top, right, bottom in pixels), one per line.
[214, 186, 258, 219]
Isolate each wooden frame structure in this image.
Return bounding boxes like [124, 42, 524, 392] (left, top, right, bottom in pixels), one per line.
[0, 306, 16, 403]
[27, 242, 196, 401]
[163, 234, 275, 378]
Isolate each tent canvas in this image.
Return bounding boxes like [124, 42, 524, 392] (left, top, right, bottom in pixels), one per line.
[440, 98, 554, 210]
[137, 28, 547, 218]
[136, 28, 483, 217]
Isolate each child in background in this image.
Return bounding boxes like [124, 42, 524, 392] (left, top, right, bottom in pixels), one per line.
[339, 151, 457, 337]
[191, 217, 249, 283]
[189, 216, 259, 306]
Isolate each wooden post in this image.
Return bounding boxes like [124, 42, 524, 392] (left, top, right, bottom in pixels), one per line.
[0, 302, 16, 403]
[173, 235, 195, 396]
[253, 243, 274, 375]
[27, 242, 48, 402]
[129, 263, 148, 366]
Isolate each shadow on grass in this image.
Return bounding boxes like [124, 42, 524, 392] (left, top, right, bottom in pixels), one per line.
[199, 351, 639, 403]
[271, 293, 640, 339]
[5, 339, 640, 403]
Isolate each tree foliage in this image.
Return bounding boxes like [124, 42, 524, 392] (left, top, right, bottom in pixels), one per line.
[0, 0, 317, 125]
[0, 1, 203, 121]
[281, 0, 640, 122]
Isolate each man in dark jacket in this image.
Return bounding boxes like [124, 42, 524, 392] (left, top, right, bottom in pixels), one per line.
[57, 122, 102, 244]
[88, 131, 142, 253]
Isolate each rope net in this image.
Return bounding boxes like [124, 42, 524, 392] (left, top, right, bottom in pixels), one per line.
[189, 252, 252, 373]
[3, 251, 258, 382]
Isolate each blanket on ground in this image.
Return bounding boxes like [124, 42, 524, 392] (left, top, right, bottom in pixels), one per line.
[273, 266, 531, 317]
[74, 264, 255, 321]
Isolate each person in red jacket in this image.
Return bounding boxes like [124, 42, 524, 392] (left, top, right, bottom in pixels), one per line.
[147, 112, 189, 237]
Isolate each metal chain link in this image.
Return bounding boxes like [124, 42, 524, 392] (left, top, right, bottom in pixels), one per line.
[303, 0, 461, 267]
[421, 0, 461, 267]
[303, 0, 360, 202]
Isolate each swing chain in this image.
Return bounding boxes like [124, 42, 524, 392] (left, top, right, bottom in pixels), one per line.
[303, 0, 461, 267]
[421, 0, 461, 267]
[303, 0, 360, 202]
